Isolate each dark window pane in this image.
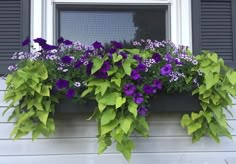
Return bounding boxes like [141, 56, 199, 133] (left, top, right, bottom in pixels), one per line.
[59, 6, 167, 45]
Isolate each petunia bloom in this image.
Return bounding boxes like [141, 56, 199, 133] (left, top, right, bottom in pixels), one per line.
[34, 38, 47, 46]
[143, 84, 155, 94]
[111, 41, 123, 49]
[130, 70, 141, 80]
[92, 41, 104, 49]
[42, 44, 57, 51]
[58, 37, 64, 44]
[100, 61, 111, 73]
[22, 37, 30, 46]
[153, 79, 163, 90]
[152, 53, 161, 63]
[136, 63, 146, 72]
[66, 88, 76, 99]
[61, 55, 73, 64]
[138, 106, 148, 116]
[160, 64, 172, 76]
[133, 93, 144, 104]
[56, 79, 69, 89]
[133, 54, 143, 63]
[123, 84, 136, 96]
[86, 61, 93, 75]
[63, 40, 73, 45]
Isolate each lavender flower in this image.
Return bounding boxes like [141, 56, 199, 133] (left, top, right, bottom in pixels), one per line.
[8, 65, 16, 71]
[164, 53, 173, 63]
[74, 82, 81, 88]
[153, 79, 162, 90]
[152, 53, 161, 63]
[138, 106, 148, 116]
[123, 84, 136, 96]
[56, 79, 69, 89]
[130, 70, 141, 80]
[143, 84, 155, 94]
[66, 88, 76, 99]
[133, 93, 144, 104]
[160, 64, 172, 76]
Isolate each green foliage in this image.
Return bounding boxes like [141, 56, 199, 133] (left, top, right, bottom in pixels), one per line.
[4, 61, 57, 140]
[181, 51, 236, 143]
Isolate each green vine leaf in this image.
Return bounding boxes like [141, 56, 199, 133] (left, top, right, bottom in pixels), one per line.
[116, 97, 126, 109]
[101, 108, 116, 125]
[122, 60, 132, 75]
[91, 57, 104, 74]
[120, 116, 133, 134]
[37, 111, 49, 125]
[128, 101, 138, 118]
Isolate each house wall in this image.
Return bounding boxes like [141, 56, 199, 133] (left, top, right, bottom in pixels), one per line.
[1, 78, 236, 164]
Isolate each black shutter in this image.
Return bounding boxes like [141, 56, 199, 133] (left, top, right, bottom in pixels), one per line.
[192, 0, 236, 68]
[0, 0, 30, 74]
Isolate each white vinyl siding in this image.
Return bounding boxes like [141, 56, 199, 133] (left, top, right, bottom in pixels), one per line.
[0, 79, 236, 164]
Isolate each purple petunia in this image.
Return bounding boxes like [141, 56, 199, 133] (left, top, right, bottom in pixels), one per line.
[160, 64, 172, 76]
[100, 61, 111, 73]
[92, 41, 104, 49]
[22, 37, 30, 46]
[58, 37, 64, 44]
[138, 106, 148, 116]
[66, 88, 76, 99]
[111, 41, 123, 49]
[94, 71, 108, 79]
[119, 51, 127, 59]
[143, 84, 155, 94]
[63, 40, 73, 45]
[108, 48, 117, 55]
[56, 79, 69, 89]
[164, 53, 173, 62]
[34, 38, 47, 46]
[152, 53, 161, 63]
[42, 44, 57, 51]
[130, 70, 141, 80]
[74, 60, 83, 68]
[133, 93, 144, 104]
[136, 63, 146, 72]
[61, 55, 73, 64]
[86, 61, 93, 75]
[123, 84, 136, 96]
[133, 54, 143, 63]
[153, 79, 162, 90]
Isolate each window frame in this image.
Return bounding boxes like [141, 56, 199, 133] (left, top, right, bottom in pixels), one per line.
[55, 4, 170, 43]
[31, 0, 192, 50]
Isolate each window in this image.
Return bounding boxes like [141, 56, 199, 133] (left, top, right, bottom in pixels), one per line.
[56, 5, 169, 45]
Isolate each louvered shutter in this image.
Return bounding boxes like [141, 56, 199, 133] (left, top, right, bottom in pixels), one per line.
[192, 0, 236, 68]
[0, 0, 30, 74]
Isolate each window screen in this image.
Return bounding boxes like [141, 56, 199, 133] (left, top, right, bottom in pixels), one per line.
[57, 5, 169, 45]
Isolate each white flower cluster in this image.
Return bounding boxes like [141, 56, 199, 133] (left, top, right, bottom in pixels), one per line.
[169, 71, 185, 82]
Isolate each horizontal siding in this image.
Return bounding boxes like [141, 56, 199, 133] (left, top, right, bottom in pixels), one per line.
[0, 152, 235, 164]
[0, 79, 236, 163]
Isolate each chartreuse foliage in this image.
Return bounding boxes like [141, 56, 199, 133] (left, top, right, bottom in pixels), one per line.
[181, 51, 236, 143]
[81, 54, 149, 160]
[4, 61, 57, 140]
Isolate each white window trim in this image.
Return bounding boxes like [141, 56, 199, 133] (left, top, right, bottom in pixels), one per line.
[31, 0, 192, 50]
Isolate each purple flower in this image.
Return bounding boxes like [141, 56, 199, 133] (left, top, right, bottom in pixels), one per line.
[160, 64, 172, 76]
[143, 84, 155, 94]
[138, 106, 148, 116]
[34, 38, 46, 46]
[164, 53, 173, 62]
[92, 41, 104, 49]
[63, 40, 73, 45]
[100, 61, 111, 73]
[108, 48, 117, 55]
[22, 37, 30, 46]
[136, 63, 146, 72]
[152, 53, 161, 63]
[133, 93, 144, 104]
[94, 71, 108, 79]
[58, 37, 64, 44]
[123, 84, 136, 96]
[74, 60, 83, 68]
[111, 41, 123, 49]
[66, 88, 76, 99]
[56, 79, 69, 89]
[174, 58, 183, 65]
[42, 44, 57, 51]
[153, 79, 162, 90]
[61, 55, 73, 64]
[120, 51, 127, 59]
[130, 70, 141, 80]
[86, 61, 93, 75]
[133, 54, 143, 63]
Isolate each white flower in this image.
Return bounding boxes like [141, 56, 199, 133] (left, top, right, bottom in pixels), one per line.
[57, 67, 63, 71]
[50, 49, 57, 53]
[83, 61, 89, 65]
[62, 69, 68, 72]
[74, 82, 81, 88]
[192, 60, 198, 65]
[18, 55, 25, 59]
[8, 66, 15, 71]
